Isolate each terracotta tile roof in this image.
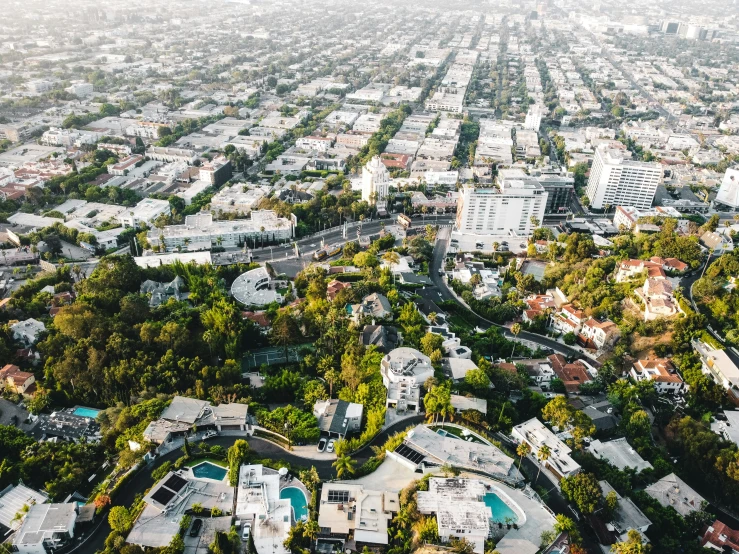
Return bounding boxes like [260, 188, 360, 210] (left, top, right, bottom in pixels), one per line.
[633, 358, 682, 384]
[548, 354, 591, 392]
[497, 362, 518, 374]
[242, 311, 271, 327]
[701, 520, 739, 551]
[326, 279, 352, 301]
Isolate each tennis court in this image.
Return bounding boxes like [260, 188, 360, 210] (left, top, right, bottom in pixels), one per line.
[242, 345, 309, 370]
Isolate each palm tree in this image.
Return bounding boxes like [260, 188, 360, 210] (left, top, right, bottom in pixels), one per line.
[382, 250, 400, 284]
[510, 323, 521, 358]
[516, 442, 531, 473]
[492, 242, 499, 253]
[428, 312, 438, 325]
[260, 226, 265, 248]
[333, 455, 355, 479]
[536, 445, 551, 482]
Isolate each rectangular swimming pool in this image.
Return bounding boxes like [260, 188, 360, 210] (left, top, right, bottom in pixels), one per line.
[73, 407, 101, 419]
[191, 461, 228, 481]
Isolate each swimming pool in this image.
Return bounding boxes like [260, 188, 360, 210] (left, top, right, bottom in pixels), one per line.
[436, 429, 460, 440]
[73, 407, 101, 419]
[484, 493, 518, 523]
[191, 461, 228, 481]
[280, 487, 308, 521]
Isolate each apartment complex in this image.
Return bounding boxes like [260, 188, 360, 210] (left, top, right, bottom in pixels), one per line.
[147, 210, 295, 251]
[586, 147, 662, 210]
[455, 179, 548, 236]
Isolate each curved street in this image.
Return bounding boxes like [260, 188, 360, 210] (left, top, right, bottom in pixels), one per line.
[429, 228, 588, 359]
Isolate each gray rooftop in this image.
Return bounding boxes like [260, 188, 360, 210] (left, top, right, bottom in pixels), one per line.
[587, 438, 653, 472]
[0, 484, 48, 530]
[14, 503, 76, 546]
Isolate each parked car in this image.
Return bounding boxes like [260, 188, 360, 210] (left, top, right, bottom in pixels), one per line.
[202, 430, 218, 440]
[317, 437, 327, 452]
[190, 519, 203, 537]
[326, 439, 335, 453]
[242, 523, 251, 540]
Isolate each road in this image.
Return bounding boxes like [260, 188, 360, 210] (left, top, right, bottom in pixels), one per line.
[429, 227, 588, 359]
[76, 416, 423, 554]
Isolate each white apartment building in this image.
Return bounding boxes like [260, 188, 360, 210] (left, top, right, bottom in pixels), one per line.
[210, 184, 266, 214]
[425, 87, 466, 113]
[586, 147, 662, 210]
[362, 156, 390, 205]
[147, 210, 295, 251]
[117, 198, 171, 229]
[524, 104, 543, 131]
[380, 347, 435, 413]
[455, 179, 547, 237]
[66, 82, 94, 97]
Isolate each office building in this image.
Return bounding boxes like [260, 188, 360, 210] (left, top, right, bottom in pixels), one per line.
[586, 147, 662, 210]
[455, 179, 547, 236]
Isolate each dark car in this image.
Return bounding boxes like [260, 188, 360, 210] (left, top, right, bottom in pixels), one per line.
[190, 519, 203, 537]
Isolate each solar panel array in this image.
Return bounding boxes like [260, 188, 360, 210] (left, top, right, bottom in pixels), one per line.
[327, 490, 349, 503]
[151, 487, 176, 506]
[164, 474, 188, 492]
[394, 443, 425, 464]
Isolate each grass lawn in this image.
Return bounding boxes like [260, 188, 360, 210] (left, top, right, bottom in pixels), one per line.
[429, 424, 486, 444]
[185, 456, 227, 468]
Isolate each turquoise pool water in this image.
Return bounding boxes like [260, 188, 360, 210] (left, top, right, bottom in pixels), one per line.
[484, 493, 518, 523]
[436, 429, 460, 440]
[191, 461, 227, 481]
[73, 407, 101, 419]
[280, 487, 308, 521]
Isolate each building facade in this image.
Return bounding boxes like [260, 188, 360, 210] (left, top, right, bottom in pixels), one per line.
[361, 156, 390, 205]
[455, 180, 547, 236]
[586, 147, 662, 210]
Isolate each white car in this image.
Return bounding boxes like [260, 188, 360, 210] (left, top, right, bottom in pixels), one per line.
[317, 437, 327, 452]
[326, 439, 335, 453]
[202, 430, 217, 440]
[242, 523, 251, 540]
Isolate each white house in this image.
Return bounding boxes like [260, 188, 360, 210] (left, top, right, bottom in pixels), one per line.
[10, 318, 46, 346]
[13, 503, 77, 554]
[630, 358, 683, 394]
[380, 347, 435, 413]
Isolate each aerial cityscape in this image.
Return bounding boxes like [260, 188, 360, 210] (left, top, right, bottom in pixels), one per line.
[0, 1, 738, 554]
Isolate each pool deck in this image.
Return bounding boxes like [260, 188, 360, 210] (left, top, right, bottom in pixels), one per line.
[457, 472, 555, 554]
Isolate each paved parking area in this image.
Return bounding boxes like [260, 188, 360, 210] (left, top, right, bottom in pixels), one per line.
[183, 516, 232, 554]
[340, 456, 420, 492]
